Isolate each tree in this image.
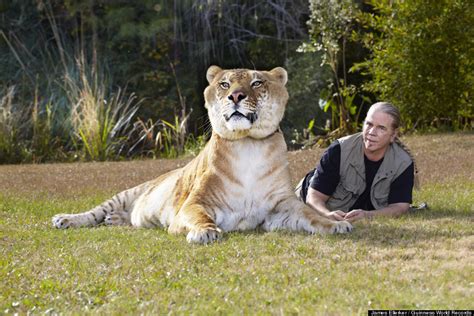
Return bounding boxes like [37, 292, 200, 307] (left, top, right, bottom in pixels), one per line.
[300, 0, 361, 134]
[356, 0, 473, 129]
[0, 0, 317, 162]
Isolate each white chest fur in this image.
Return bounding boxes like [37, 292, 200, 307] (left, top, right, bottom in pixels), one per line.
[214, 136, 290, 231]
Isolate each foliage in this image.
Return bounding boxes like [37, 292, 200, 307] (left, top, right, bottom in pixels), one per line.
[0, 1, 145, 163]
[0, 0, 313, 163]
[68, 77, 141, 161]
[0, 87, 25, 163]
[284, 51, 332, 146]
[56, 0, 311, 127]
[0, 86, 64, 163]
[126, 115, 208, 159]
[355, 0, 474, 129]
[300, 0, 363, 134]
[31, 101, 62, 163]
[64, 53, 142, 161]
[1, 0, 471, 163]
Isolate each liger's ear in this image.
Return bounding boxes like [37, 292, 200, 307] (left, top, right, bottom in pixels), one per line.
[206, 65, 223, 84]
[269, 67, 288, 86]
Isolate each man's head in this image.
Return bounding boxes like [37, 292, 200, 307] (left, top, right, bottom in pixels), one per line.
[362, 102, 400, 158]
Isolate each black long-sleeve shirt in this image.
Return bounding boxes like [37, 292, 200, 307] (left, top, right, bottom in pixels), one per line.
[301, 141, 414, 210]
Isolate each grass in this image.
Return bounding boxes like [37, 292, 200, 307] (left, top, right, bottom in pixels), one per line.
[1, 11, 190, 164]
[0, 133, 473, 314]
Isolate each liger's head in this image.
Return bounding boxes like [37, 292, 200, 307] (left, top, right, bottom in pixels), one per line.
[204, 66, 289, 140]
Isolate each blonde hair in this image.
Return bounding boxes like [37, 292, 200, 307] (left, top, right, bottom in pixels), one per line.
[368, 102, 420, 189]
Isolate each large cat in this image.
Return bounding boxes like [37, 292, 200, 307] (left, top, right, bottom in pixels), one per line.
[52, 66, 352, 243]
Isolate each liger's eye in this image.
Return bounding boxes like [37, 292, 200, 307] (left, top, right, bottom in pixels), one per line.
[219, 82, 230, 89]
[251, 80, 263, 88]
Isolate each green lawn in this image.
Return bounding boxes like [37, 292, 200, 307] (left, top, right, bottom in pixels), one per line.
[1, 133, 473, 314]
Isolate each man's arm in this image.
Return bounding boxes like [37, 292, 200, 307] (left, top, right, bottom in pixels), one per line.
[345, 162, 415, 223]
[306, 187, 347, 221]
[343, 202, 410, 222]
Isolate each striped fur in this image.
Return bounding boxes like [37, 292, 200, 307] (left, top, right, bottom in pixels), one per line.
[52, 66, 352, 243]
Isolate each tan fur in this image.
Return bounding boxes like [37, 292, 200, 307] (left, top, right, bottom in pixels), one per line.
[52, 66, 352, 243]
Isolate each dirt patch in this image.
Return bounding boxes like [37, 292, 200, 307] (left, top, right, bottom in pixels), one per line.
[0, 159, 192, 198]
[403, 132, 474, 185]
[0, 133, 472, 199]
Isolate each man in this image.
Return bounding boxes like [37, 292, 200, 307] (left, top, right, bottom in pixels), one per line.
[296, 102, 417, 223]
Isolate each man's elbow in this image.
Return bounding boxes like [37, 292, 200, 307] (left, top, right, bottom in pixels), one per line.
[392, 203, 410, 215]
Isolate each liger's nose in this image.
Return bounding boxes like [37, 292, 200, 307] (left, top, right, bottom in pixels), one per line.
[228, 91, 247, 104]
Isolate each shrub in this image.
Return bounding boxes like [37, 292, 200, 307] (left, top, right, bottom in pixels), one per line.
[67, 58, 141, 161]
[0, 87, 25, 163]
[356, 0, 473, 129]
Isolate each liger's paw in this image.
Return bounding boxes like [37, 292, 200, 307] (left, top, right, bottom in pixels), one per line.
[104, 214, 125, 226]
[330, 220, 353, 234]
[52, 214, 74, 229]
[186, 227, 223, 244]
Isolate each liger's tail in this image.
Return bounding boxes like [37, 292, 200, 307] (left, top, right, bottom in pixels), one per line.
[52, 183, 148, 229]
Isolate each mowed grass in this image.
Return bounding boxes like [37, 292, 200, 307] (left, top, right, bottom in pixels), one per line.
[1, 133, 473, 314]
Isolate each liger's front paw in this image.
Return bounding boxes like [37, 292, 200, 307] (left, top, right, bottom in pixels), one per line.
[186, 227, 223, 244]
[52, 214, 73, 229]
[331, 220, 353, 234]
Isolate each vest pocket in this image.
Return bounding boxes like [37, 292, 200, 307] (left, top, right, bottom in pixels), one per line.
[327, 183, 358, 211]
[372, 190, 389, 208]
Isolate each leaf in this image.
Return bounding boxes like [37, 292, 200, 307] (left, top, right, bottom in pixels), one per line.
[324, 99, 334, 113]
[361, 95, 372, 105]
[307, 119, 315, 131]
[350, 105, 357, 115]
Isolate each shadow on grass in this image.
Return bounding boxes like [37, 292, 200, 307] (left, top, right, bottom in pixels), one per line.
[346, 210, 473, 247]
[409, 208, 474, 220]
[208, 210, 473, 248]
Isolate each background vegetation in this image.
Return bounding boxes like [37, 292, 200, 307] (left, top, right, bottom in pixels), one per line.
[0, 0, 472, 164]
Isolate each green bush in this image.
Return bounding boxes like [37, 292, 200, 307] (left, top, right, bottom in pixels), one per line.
[301, 0, 362, 134]
[356, 0, 473, 129]
[66, 58, 142, 161]
[283, 52, 331, 144]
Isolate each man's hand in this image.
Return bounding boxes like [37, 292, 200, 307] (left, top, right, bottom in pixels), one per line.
[327, 210, 347, 221]
[344, 203, 410, 222]
[344, 209, 369, 222]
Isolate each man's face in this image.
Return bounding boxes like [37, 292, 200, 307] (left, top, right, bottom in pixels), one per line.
[362, 110, 397, 157]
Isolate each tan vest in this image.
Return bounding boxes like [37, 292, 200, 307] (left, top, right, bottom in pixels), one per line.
[326, 133, 412, 211]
